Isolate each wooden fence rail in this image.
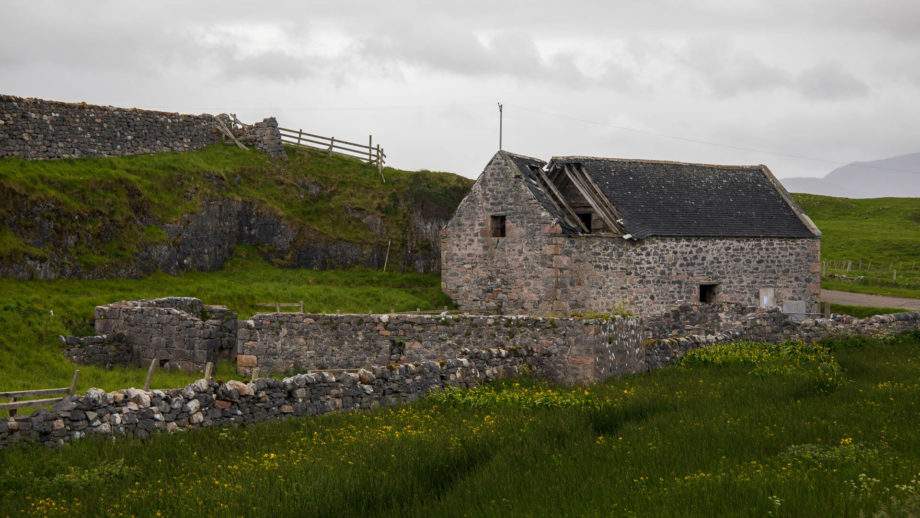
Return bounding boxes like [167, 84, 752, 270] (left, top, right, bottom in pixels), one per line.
[1, 370, 79, 417]
[278, 126, 386, 176]
[255, 301, 305, 313]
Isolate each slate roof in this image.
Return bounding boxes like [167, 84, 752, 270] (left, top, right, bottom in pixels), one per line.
[546, 156, 819, 239]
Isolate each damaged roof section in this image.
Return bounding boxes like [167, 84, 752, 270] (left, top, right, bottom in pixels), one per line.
[504, 150, 820, 239]
[505, 152, 582, 234]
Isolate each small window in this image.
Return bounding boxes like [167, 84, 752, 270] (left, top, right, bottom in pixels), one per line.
[577, 212, 592, 233]
[490, 215, 506, 238]
[699, 283, 719, 304]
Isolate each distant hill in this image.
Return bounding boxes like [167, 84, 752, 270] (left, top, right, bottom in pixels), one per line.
[782, 152, 920, 198]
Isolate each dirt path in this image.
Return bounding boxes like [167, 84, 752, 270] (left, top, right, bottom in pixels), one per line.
[821, 289, 920, 311]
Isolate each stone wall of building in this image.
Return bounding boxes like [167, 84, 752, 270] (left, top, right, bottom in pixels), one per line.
[441, 152, 821, 316]
[0, 94, 284, 160]
[87, 297, 237, 371]
[0, 347, 529, 449]
[236, 312, 645, 385]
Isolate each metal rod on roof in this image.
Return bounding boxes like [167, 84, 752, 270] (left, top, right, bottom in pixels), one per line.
[498, 102, 503, 150]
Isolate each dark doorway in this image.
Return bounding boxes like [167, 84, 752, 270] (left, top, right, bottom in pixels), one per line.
[699, 283, 719, 303]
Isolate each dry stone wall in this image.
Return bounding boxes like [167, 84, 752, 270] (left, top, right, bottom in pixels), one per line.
[237, 305, 920, 385]
[0, 95, 221, 159]
[0, 347, 529, 449]
[0, 94, 284, 160]
[237, 312, 645, 385]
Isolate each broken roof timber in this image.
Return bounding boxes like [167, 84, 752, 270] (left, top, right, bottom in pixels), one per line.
[561, 164, 623, 234]
[535, 167, 590, 233]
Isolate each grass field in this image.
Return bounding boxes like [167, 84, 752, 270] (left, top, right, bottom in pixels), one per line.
[830, 304, 913, 318]
[793, 194, 920, 299]
[0, 247, 450, 393]
[1, 333, 918, 517]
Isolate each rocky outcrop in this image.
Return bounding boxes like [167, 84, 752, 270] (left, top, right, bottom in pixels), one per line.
[0, 195, 453, 279]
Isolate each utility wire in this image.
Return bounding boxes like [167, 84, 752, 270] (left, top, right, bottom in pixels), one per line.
[506, 104, 919, 174]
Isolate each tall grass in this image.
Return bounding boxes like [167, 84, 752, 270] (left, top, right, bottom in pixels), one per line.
[1, 333, 918, 516]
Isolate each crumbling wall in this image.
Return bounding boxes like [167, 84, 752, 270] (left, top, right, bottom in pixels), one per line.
[79, 297, 237, 371]
[61, 334, 132, 367]
[0, 347, 530, 448]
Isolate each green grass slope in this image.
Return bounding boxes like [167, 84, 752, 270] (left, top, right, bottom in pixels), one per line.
[793, 194, 920, 298]
[0, 247, 451, 393]
[2, 333, 918, 516]
[0, 144, 472, 271]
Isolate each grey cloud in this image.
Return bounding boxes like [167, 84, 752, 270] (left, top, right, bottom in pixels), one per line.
[795, 62, 870, 100]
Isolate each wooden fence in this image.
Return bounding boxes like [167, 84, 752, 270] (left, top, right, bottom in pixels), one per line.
[822, 258, 920, 286]
[255, 301, 305, 313]
[1, 370, 79, 417]
[278, 127, 386, 174]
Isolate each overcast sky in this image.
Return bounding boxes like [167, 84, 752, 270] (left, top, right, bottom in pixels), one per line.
[2, 1, 919, 178]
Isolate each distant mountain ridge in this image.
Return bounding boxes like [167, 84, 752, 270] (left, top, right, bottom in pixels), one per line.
[782, 152, 920, 198]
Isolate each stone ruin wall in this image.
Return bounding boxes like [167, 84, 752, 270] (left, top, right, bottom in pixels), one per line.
[235, 305, 919, 384]
[65, 297, 237, 372]
[236, 312, 645, 385]
[440, 152, 822, 316]
[0, 94, 284, 160]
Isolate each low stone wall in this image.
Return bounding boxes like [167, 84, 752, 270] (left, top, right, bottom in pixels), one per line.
[77, 297, 237, 371]
[237, 305, 920, 384]
[237, 312, 645, 385]
[0, 94, 283, 160]
[645, 310, 920, 369]
[60, 334, 131, 367]
[0, 347, 529, 448]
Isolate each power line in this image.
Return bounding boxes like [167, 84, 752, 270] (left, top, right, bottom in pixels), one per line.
[506, 104, 920, 175]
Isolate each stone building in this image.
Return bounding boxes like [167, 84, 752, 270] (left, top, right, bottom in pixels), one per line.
[441, 151, 822, 316]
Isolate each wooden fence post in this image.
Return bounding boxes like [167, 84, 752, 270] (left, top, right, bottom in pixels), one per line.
[299, 301, 304, 313]
[143, 358, 157, 391]
[204, 362, 214, 382]
[328, 137, 335, 156]
[275, 302, 281, 312]
[368, 135, 373, 163]
[383, 239, 391, 271]
[297, 129, 303, 146]
[377, 145, 385, 182]
[69, 370, 80, 395]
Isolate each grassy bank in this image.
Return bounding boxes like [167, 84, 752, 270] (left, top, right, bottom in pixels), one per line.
[793, 194, 920, 299]
[0, 247, 450, 393]
[0, 144, 472, 271]
[1, 333, 918, 516]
